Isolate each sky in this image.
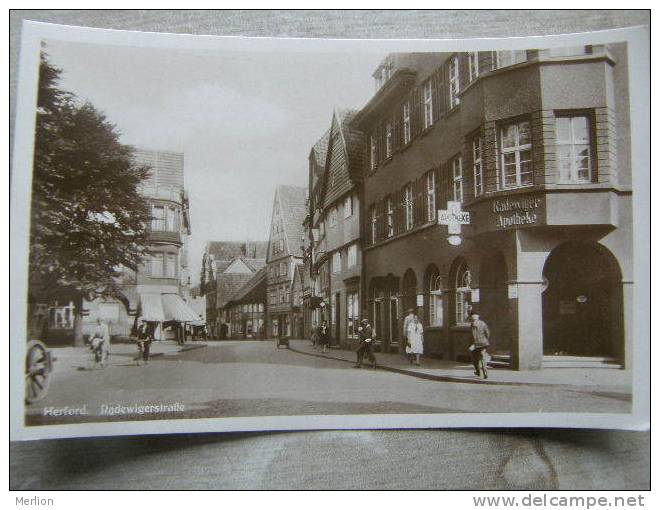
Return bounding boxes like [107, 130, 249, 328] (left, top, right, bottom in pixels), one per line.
[43, 39, 385, 286]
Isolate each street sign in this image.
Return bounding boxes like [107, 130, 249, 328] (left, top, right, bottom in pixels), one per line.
[438, 201, 470, 238]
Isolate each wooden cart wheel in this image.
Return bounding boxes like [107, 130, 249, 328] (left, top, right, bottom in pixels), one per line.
[25, 340, 52, 404]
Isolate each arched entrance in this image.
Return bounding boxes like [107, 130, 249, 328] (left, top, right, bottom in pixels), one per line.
[369, 275, 400, 351]
[480, 251, 510, 356]
[542, 241, 623, 357]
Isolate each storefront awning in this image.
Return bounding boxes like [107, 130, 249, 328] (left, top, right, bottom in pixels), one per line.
[139, 293, 166, 322]
[161, 293, 200, 322]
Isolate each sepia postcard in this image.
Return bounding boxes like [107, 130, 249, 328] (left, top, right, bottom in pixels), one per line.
[10, 21, 649, 440]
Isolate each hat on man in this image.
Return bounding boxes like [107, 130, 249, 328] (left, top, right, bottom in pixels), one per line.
[406, 307, 415, 314]
[361, 318, 369, 324]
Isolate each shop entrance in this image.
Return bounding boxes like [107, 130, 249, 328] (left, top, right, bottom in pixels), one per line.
[480, 251, 510, 356]
[542, 241, 623, 357]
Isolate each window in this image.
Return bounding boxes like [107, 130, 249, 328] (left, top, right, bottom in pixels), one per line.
[492, 50, 526, 70]
[449, 55, 460, 108]
[347, 244, 357, 268]
[347, 291, 359, 339]
[166, 207, 179, 232]
[329, 207, 338, 227]
[370, 135, 377, 170]
[455, 262, 471, 325]
[473, 137, 484, 196]
[386, 198, 394, 238]
[280, 285, 286, 303]
[151, 253, 164, 277]
[452, 156, 463, 202]
[426, 171, 436, 222]
[370, 205, 377, 244]
[280, 262, 288, 276]
[332, 251, 341, 273]
[403, 102, 411, 144]
[269, 289, 277, 305]
[344, 195, 353, 218]
[499, 120, 533, 188]
[278, 239, 285, 253]
[151, 205, 165, 231]
[385, 122, 393, 158]
[428, 271, 443, 328]
[468, 52, 479, 82]
[555, 115, 592, 183]
[165, 253, 177, 278]
[404, 184, 414, 231]
[423, 81, 433, 129]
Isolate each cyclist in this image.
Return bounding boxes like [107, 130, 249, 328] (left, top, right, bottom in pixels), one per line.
[469, 312, 490, 379]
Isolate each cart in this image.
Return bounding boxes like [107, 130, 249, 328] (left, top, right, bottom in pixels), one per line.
[276, 334, 290, 349]
[25, 339, 54, 404]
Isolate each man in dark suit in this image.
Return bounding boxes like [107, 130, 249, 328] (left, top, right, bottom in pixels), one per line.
[355, 318, 376, 369]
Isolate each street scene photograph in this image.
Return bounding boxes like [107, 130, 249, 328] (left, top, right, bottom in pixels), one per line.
[15, 29, 638, 433]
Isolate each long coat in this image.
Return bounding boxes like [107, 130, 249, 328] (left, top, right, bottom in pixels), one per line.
[405, 321, 424, 355]
[470, 319, 490, 347]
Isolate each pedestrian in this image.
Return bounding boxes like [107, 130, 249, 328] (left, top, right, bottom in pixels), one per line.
[135, 318, 153, 365]
[405, 313, 424, 366]
[318, 320, 330, 353]
[91, 318, 110, 368]
[402, 308, 416, 362]
[355, 318, 376, 369]
[469, 312, 490, 379]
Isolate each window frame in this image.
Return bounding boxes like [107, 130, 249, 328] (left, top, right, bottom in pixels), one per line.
[498, 119, 533, 189]
[452, 155, 464, 202]
[404, 184, 414, 231]
[385, 122, 393, 158]
[344, 194, 353, 219]
[347, 244, 358, 268]
[472, 136, 484, 197]
[428, 272, 443, 328]
[426, 170, 436, 222]
[370, 134, 377, 171]
[386, 197, 394, 238]
[370, 205, 377, 244]
[468, 52, 479, 82]
[403, 101, 411, 144]
[423, 80, 433, 130]
[454, 262, 472, 326]
[332, 251, 342, 273]
[554, 113, 594, 184]
[449, 55, 460, 108]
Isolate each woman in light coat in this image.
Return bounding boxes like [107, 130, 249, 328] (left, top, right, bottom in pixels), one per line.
[405, 314, 424, 366]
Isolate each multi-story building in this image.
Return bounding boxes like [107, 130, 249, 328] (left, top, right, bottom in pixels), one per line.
[265, 185, 307, 338]
[200, 241, 268, 338]
[306, 109, 364, 347]
[352, 47, 632, 370]
[221, 267, 267, 339]
[82, 148, 197, 341]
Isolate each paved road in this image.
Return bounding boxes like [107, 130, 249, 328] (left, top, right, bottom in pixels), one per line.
[25, 340, 630, 426]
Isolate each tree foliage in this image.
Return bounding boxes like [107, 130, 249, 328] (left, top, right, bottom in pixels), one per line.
[29, 50, 152, 303]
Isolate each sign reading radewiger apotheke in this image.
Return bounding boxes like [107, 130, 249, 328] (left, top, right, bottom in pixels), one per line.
[469, 193, 546, 234]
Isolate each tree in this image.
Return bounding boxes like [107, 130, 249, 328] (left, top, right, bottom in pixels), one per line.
[29, 49, 152, 345]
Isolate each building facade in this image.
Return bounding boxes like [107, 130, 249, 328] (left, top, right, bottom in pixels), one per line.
[223, 267, 267, 339]
[352, 47, 632, 370]
[265, 185, 307, 338]
[82, 148, 196, 341]
[200, 241, 267, 338]
[306, 109, 364, 347]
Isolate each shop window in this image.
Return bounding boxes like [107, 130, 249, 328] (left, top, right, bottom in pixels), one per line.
[499, 120, 533, 188]
[455, 261, 472, 326]
[427, 270, 443, 328]
[347, 291, 359, 339]
[555, 115, 593, 183]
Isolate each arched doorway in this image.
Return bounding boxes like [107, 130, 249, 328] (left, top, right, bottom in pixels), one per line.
[401, 269, 418, 315]
[480, 251, 510, 356]
[369, 275, 400, 351]
[542, 241, 623, 357]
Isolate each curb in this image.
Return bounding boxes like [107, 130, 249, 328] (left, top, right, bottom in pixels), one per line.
[287, 345, 631, 389]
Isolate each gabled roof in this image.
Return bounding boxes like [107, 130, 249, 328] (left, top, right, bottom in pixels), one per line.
[227, 267, 267, 305]
[322, 107, 364, 208]
[269, 185, 307, 261]
[205, 241, 268, 261]
[216, 273, 255, 309]
[310, 129, 330, 169]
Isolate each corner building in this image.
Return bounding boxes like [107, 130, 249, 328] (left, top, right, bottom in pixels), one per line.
[352, 47, 632, 370]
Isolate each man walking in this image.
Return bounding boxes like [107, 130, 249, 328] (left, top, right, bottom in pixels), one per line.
[402, 308, 415, 363]
[355, 318, 376, 369]
[91, 318, 111, 368]
[469, 312, 490, 378]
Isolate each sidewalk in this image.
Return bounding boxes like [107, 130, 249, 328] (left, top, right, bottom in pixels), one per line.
[288, 340, 632, 392]
[47, 340, 207, 371]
